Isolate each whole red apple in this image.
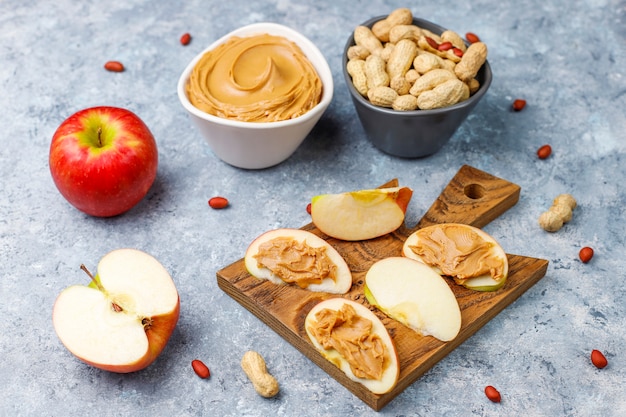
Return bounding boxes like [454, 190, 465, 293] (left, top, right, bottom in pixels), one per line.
[49, 106, 158, 217]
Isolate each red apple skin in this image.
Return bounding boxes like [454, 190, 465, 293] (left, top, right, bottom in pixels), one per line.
[395, 187, 413, 213]
[72, 298, 180, 373]
[49, 106, 158, 217]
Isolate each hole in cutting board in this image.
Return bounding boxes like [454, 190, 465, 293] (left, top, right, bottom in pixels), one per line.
[464, 183, 486, 199]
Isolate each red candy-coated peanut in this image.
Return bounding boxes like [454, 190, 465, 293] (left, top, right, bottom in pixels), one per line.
[537, 144, 552, 159]
[484, 385, 501, 403]
[466, 32, 481, 43]
[192, 359, 211, 378]
[104, 61, 124, 72]
[591, 350, 608, 369]
[208, 196, 229, 209]
[306, 203, 312, 215]
[512, 99, 526, 111]
[579, 246, 594, 263]
[180, 33, 191, 46]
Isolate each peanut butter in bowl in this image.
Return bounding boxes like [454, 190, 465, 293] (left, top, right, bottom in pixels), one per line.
[186, 33, 323, 122]
[177, 22, 334, 169]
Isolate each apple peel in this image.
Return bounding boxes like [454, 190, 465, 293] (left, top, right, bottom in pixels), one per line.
[305, 298, 399, 394]
[244, 228, 352, 294]
[49, 106, 158, 217]
[52, 248, 180, 373]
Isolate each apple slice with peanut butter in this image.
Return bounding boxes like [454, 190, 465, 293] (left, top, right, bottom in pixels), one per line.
[244, 228, 352, 294]
[402, 223, 509, 291]
[305, 298, 399, 394]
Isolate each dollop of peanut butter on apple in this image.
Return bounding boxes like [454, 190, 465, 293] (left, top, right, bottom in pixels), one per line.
[254, 237, 336, 287]
[409, 224, 505, 283]
[186, 34, 322, 122]
[308, 303, 387, 380]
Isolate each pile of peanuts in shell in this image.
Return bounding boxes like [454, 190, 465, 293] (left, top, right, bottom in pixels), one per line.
[346, 8, 488, 111]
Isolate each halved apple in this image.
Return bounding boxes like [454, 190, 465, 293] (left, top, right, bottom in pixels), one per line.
[364, 257, 461, 342]
[305, 298, 399, 394]
[402, 223, 508, 291]
[310, 186, 413, 241]
[244, 228, 352, 294]
[52, 248, 180, 373]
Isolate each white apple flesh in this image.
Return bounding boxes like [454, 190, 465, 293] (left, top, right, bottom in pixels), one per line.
[305, 298, 399, 394]
[364, 257, 462, 342]
[310, 186, 413, 241]
[244, 228, 352, 294]
[52, 249, 180, 373]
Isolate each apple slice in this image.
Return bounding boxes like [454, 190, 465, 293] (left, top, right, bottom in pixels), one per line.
[52, 249, 180, 373]
[402, 223, 508, 291]
[244, 228, 352, 294]
[305, 298, 399, 394]
[364, 257, 462, 342]
[310, 186, 413, 241]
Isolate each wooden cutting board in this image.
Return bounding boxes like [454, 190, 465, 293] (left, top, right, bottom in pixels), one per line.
[216, 165, 549, 411]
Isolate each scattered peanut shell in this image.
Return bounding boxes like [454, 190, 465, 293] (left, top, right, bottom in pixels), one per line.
[539, 193, 576, 232]
[538, 210, 563, 232]
[554, 194, 577, 210]
[241, 351, 280, 398]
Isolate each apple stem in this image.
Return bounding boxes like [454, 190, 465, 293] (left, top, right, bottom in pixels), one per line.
[97, 126, 103, 147]
[80, 264, 123, 312]
[80, 264, 103, 290]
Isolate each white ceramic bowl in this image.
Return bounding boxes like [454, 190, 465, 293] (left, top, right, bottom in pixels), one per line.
[177, 23, 334, 169]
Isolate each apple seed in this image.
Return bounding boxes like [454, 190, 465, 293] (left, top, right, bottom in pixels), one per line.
[141, 317, 153, 330]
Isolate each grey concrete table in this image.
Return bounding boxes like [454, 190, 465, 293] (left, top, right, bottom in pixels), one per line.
[1, 0, 625, 416]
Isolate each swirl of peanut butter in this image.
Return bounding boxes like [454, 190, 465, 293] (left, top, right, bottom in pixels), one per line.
[186, 33, 323, 122]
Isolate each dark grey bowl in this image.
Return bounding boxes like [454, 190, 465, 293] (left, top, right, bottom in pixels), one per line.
[343, 16, 492, 158]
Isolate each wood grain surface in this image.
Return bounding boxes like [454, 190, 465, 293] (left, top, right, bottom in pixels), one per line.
[216, 165, 548, 410]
